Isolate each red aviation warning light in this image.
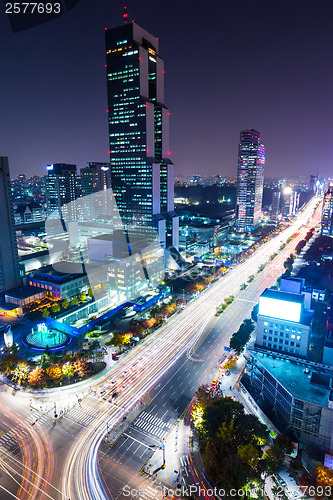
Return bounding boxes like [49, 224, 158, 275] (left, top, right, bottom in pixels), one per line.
[123, 6, 128, 24]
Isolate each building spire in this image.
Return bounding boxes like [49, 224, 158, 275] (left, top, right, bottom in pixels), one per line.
[123, 6, 128, 24]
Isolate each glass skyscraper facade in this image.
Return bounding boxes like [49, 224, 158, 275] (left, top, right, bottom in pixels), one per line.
[80, 162, 112, 219]
[322, 183, 333, 236]
[105, 20, 179, 267]
[46, 163, 82, 221]
[236, 129, 265, 232]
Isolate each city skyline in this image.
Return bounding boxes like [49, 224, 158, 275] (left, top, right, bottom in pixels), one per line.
[1, 0, 332, 179]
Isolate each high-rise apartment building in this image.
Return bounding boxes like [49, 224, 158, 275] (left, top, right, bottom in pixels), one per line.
[105, 16, 180, 267]
[236, 129, 265, 232]
[322, 183, 333, 236]
[0, 157, 21, 292]
[46, 163, 82, 221]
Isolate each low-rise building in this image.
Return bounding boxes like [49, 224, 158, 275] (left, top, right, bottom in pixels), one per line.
[246, 348, 333, 454]
[5, 286, 46, 308]
[27, 265, 89, 300]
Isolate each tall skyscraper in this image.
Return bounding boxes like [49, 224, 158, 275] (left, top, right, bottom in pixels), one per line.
[105, 14, 180, 267]
[46, 163, 82, 221]
[322, 183, 333, 236]
[236, 129, 265, 232]
[0, 157, 21, 292]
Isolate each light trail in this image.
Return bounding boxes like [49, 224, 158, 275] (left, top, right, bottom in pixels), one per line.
[59, 197, 322, 499]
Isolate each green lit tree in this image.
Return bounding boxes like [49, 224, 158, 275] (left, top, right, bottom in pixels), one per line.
[62, 298, 69, 309]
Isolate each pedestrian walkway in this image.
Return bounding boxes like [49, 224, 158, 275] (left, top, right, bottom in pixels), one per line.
[132, 412, 172, 439]
[64, 402, 100, 427]
[0, 432, 18, 451]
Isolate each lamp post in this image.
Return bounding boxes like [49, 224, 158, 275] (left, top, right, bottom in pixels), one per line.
[160, 438, 165, 466]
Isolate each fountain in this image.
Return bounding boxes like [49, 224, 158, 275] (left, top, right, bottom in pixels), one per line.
[23, 322, 71, 351]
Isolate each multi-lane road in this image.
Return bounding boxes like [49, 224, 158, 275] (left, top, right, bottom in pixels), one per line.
[0, 197, 322, 500]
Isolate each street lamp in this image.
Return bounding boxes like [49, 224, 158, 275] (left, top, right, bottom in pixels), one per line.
[160, 438, 165, 466]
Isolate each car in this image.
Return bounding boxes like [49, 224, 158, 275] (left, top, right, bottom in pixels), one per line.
[100, 389, 106, 395]
[112, 392, 119, 399]
[211, 378, 219, 386]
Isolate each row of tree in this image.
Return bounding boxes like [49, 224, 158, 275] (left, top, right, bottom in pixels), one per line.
[42, 287, 94, 318]
[6, 357, 90, 387]
[229, 319, 254, 355]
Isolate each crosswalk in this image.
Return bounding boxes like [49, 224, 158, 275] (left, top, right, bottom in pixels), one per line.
[0, 413, 51, 452]
[0, 432, 18, 451]
[26, 413, 51, 426]
[65, 403, 100, 426]
[132, 411, 172, 439]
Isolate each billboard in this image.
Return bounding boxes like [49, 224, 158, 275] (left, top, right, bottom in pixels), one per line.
[259, 297, 301, 322]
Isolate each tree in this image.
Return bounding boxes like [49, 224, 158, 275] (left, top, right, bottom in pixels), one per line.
[46, 365, 62, 380]
[110, 333, 130, 353]
[62, 363, 75, 381]
[263, 442, 285, 474]
[0, 353, 18, 375]
[28, 367, 46, 387]
[42, 308, 50, 318]
[229, 319, 254, 354]
[79, 292, 86, 302]
[12, 362, 30, 385]
[73, 358, 90, 378]
[52, 303, 61, 313]
[62, 298, 69, 309]
[88, 287, 94, 299]
[276, 433, 294, 455]
[71, 296, 79, 305]
[317, 464, 333, 487]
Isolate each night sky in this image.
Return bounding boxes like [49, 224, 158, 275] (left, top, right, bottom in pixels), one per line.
[1, 0, 332, 179]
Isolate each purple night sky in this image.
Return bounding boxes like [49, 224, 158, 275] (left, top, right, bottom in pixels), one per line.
[0, 0, 332, 179]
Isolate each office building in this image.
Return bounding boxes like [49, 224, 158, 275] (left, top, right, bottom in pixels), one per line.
[46, 163, 82, 221]
[80, 162, 112, 220]
[271, 190, 281, 220]
[255, 278, 313, 358]
[87, 228, 164, 304]
[246, 349, 333, 454]
[236, 129, 265, 232]
[105, 15, 180, 267]
[0, 157, 21, 292]
[280, 186, 299, 217]
[322, 183, 333, 236]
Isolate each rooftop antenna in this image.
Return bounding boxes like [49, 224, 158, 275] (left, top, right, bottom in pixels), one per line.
[123, 6, 128, 24]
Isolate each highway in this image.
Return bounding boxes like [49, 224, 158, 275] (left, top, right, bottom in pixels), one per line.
[60, 197, 322, 500]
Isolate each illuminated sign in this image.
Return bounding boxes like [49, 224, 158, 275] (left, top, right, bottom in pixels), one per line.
[259, 297, 301, 322]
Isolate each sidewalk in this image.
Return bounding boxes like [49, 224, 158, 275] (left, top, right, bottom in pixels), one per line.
[103, 394, 150, 446]
[140, 417, 190, 490]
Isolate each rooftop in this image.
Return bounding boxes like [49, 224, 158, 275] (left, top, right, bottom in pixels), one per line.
[29, 264, 86, 284]
[249, 349, 333, 407]
[261, 288, 304, 304]
[5, 286, 45, 300]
